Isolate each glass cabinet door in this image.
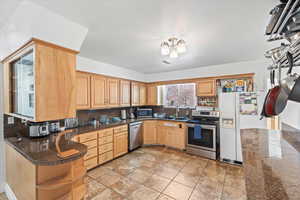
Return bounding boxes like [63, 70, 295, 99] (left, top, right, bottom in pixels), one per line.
[11, 50, 35, 118]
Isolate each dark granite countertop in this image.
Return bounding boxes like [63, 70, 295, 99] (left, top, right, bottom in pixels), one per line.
[5, 131, 88, 166]
[5, 117, 188, 166]
[240, 128, 300, 200]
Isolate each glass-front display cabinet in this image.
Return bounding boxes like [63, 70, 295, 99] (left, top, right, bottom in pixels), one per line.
[2, 38, 78, 122]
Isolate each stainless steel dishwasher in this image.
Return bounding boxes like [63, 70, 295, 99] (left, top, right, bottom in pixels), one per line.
[129, 122, 143, 151]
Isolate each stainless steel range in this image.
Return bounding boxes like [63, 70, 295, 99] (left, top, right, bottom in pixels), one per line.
[186, 110, 220, 160]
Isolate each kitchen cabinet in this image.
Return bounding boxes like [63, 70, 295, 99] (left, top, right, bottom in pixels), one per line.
[113, 125, 128, 158]
[107, 78, 120, 107]
[139, 84, 147, 106]
[147, 85, 158, 105]
[143, 120, 157, 145]
[196, 79, 216, 96]
[157, 121, 186, 150]
[90, 75, 120, 109]
[91, 75, 107, 108]
[76, 72, 91, 110]
[131, 82, 140, 106]
[6, 144, 86, 200]
[120, 80, 131, 106]
[3, 38, 77, 122]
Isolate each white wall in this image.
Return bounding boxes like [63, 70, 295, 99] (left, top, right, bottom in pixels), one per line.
[0, 63, 4, 192]
[0, 0, 88, 60]
[144, 60, 270, 91]
[77, 56, 146, 82]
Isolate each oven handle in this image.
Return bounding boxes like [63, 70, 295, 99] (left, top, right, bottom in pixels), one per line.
[186, 123, 216, 129]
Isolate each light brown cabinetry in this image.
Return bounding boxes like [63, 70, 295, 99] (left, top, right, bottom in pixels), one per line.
[196, 79, 216, 96]
[156, 121, 186, 150]
[76, 72, 91, 109]
[147, 85, 158, 105]
[91, 75, 107, 108]
[131, 82, 140, 106]
[120, 80, 131, 106]
[98, 128, 113, 165]
[90, 75, 120, 108]
[113, 125, 128, 158]
[3, 38, 77, 122]
[143, 120, 157, 145]
[6, 144, 86, 200]
[139, 84, 147, 106]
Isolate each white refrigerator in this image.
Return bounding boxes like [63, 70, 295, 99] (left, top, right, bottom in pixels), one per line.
[218, 92, 267, 163]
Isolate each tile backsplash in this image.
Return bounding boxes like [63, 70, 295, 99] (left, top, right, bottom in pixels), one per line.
[3, 106, 193, 138]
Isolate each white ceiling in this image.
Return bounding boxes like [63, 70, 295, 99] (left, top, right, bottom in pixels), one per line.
[6, 0, 277, 73]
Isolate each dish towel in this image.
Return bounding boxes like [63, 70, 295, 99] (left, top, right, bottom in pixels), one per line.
[194, 125, 202, 140]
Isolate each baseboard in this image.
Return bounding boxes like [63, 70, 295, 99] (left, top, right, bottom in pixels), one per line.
[4, 183, 17, 200]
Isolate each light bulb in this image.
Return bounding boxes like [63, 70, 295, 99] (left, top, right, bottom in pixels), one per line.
[161, 42, 170, 55]
[177, 39, 186, 53]
[169, 48, 178, 58]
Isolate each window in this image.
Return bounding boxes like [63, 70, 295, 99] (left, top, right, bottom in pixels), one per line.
[161, 83, 196, 108]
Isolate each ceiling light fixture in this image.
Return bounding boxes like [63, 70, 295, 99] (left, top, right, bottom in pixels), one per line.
[160, 37, 186, 58]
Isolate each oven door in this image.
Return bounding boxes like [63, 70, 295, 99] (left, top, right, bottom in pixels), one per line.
[186, 123, 216, 151]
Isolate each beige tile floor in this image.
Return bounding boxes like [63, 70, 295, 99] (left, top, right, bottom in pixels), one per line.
[0, 193, 8, 200]
[86, 146, 247, 200]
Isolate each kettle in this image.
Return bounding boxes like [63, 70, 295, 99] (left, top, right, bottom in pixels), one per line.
[121, 110, 127, 120]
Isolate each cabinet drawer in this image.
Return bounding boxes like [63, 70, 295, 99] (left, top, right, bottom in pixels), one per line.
[84, 147, 98, 160]
[82, 139, 97, 150]
[99, 135, 113, 145]
[99, 151, 113, 164]
[113, 125, 128, 134]
[78, 131, 98, 143]
[99, 143, 113, 154]
[84, 157, 98, 170]
[98, 128, 113, 138]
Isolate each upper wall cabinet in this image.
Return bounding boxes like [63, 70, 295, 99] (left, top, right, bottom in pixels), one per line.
[76, 72, 91, 110]
[196, 79, 216, 97]
[90, 75, 120, 109]
[120, 80, 131, 107]
[131, 82, 147, 106]
[3, 38, 77, 122]
[147, 85, 158, 105]
[131, 82, 140, 106]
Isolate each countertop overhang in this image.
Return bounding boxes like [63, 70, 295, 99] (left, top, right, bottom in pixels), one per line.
[240, 128, 300, 200]
[5, 117, 188, 166]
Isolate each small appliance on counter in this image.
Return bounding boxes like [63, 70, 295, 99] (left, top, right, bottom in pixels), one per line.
[27, 122, 50, 138]
[48, 122, 60, 133]
[136, 108, 153, 118]
[121, 109, 127, 120]
[64, 118, 78, 129]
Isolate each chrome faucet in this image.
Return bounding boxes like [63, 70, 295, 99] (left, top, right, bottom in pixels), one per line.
[175, 106, 180, 118]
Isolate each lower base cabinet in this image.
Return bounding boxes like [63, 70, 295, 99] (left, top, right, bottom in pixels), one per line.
[113, 125, 128, 158]
[143, 120, 158, 145]
[147, 121, 186, 150]
[6, 144, 86, 200]
[74, 125, 128, 170]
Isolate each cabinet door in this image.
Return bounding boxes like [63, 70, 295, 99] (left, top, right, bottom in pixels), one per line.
[113, 133, 128, 158]
[91, 75, 106, 108]
[76, 72, 91, 109]
[139, 84, 147, 106]
[143, 121, 157, 145]
[131, 82, 140, 106]
[172, 127, 186, 150]
[157, 126, 166, 145]
[120, 80, 131, 106]
[196, 79, 216, 96]
[147, 85, 158, 105]
[107, 78, 120, 107]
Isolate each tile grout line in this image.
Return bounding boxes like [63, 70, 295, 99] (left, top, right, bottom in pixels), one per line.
[187, 159, 209, 200]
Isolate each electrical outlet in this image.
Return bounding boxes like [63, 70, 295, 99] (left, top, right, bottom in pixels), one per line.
[8, 117, 14, 125]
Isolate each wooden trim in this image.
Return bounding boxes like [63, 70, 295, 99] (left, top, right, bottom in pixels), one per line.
[1, 38, 78, 63]
[148, 73, 255, 86]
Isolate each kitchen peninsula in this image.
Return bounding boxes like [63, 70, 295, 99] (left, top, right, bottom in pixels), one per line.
[240, 127, 300, 200]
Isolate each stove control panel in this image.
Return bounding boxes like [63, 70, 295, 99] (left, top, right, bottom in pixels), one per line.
[192, 110, 220, 118]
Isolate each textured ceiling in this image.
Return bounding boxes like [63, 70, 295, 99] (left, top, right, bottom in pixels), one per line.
[6, 0, 277, 73]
